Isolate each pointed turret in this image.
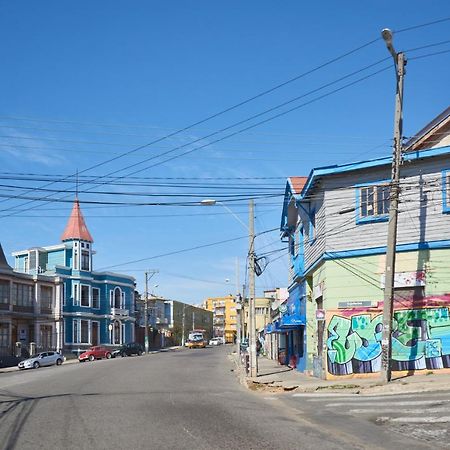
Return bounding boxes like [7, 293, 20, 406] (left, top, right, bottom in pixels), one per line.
[61, 199, 94, 243]
[0, 243, 12, 271]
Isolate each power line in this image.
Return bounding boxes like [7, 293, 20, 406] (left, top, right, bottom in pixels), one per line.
[0, 63, 391, 218]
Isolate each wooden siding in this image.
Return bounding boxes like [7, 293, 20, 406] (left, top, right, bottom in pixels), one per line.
[303, 189, 326, 270]
[321, 154, 450, 255]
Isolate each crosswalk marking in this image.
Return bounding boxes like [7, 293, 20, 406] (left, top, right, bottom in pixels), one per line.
[324, 399, 450, 407]
[348, 407, 450, 414]
[291, 390, 450, 436]
[300, 393, 450, 402]
[377, 416, 450, 424]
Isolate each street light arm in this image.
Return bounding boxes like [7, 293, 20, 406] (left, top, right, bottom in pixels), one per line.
[200, 198, 249, 231]
[219, 202, 249, 231]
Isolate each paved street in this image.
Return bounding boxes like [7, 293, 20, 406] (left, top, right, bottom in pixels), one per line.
[281, 390, 450, 448]
[0, 347, 446, 450]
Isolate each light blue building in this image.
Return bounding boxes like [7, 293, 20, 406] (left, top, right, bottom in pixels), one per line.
[13, 199, 136, 354]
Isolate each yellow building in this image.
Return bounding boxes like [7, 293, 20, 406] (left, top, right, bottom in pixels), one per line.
[243, 297, 271, 335]
[203, 295, 237, 343]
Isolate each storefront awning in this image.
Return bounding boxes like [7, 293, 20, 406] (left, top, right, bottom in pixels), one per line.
[279, 313, 305, 329]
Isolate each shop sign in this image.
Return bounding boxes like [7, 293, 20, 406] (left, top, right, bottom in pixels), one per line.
[279, 304, 288, 314]
[380, 271, 426, 288]
[338, 300, 376, 309]
[316, 309, 325, 321]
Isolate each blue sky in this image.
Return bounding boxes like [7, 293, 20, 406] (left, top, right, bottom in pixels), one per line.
[0, 1, 449, 303]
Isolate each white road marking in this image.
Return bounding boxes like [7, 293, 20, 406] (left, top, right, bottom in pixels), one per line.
[348, 407, 450, 414]
[300, 392, 450, 402]
[377, 416, 450, 424]
[263, 397, 278, 401]
[325, 399, 450, 407]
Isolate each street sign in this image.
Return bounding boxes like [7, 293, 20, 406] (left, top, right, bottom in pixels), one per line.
[316, 309, 325, 321]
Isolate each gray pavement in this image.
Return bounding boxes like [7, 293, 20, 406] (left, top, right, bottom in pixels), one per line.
[0, 346, 443, 449]
[247, 355, 450, 395]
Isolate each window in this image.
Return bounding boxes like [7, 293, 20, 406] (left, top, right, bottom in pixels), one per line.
[113, 288, 122, 309]
[443, 171, 450, 213]
[92, 288, 100, 309]
[73, 249, 78, 270]
[81, 285, 90, 307]
[81, 250, 90, 271]
[309, 210, 316, 242]
[72, 283, 79, 306]
[12, 283, 33, 307]
[80, 320, 89, 343]
[0, 280, 9, 305]
[359, 184, 390, 221]
[0, 323, 9, 348]
[73, 319, 90, 344]
[40, 286, 53, 310]
[73, 319, 79, 343]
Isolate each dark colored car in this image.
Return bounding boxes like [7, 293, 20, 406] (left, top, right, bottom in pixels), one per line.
[111, 342, 144, 358]
[78, 346, 112, 362]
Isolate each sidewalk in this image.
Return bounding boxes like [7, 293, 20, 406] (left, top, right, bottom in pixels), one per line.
[232, 353, 450, 396]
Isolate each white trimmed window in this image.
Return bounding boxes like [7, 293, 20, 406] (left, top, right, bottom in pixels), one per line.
[81, 285, 90, 307]
[73, 319, 90, 344]
[360, 184, 390, 219]
[40, 286, 53, 310]
[72, 283, 80, 306]
[92, 287, 100, 309]
[81, 250, 90, 271]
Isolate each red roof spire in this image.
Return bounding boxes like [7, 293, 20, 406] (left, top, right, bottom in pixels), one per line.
[61, 199, 93, 243]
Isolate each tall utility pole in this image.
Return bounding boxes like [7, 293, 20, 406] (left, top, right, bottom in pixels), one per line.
[144, 270, 158, 354]
[380, 28, 406, 383]
[248, 199, 258, 377]
[181, 303, 186, 347]
[235, 257, 241, 357]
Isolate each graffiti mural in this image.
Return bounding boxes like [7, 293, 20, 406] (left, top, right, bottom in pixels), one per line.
[327, 306, 450, 375]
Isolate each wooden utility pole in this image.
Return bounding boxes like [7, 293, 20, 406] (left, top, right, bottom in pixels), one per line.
[380, 28, 406, 383]
[248, 200, 258, 377]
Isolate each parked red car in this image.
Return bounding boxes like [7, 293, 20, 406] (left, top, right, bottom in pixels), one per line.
[78, 346, 112, 362]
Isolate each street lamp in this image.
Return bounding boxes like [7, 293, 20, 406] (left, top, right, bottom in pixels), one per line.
[201, 198, 257, 376]
[380, 28, 406, 383]
[200, 199, 249, 231]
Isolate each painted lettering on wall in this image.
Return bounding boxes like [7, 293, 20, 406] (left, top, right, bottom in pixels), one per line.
[327, 307, 450, 375]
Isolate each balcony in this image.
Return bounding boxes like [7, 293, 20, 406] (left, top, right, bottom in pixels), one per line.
[111, 307, 129, 317]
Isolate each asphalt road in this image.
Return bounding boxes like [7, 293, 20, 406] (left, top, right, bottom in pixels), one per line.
[0, 346, 445, 450]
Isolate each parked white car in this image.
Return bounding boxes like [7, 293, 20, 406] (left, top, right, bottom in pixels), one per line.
[209, 338, 222, 346]
[18, 351, 64, 370]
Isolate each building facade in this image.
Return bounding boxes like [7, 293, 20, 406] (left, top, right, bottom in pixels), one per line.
[0, 244, 62, 360]
[278, 108, 450, 379]
[12, 199, 136, 355]
[203, 295, 238, 343]
[166, 300, 213, 345]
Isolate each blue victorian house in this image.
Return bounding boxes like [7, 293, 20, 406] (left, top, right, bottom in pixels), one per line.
[13, 199, 135, 354]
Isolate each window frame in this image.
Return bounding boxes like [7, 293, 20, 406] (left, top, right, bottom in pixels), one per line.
[442, 170, 450, 213]
[92, 287, 100, 309]
[355, 180, 390, 224]
[80, 284, 90, 308]
[308, 209, 316, 243]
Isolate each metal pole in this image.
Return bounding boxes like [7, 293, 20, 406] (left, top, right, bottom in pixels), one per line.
[144, 271, 149, 354]
[248, 200, 258, 377]
[381, 47, 406, 383]
[235, 257, 241, 357]
[181, 303, 186, 347]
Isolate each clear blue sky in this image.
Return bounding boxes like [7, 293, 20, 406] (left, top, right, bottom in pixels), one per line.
[0, 1, 449, 302]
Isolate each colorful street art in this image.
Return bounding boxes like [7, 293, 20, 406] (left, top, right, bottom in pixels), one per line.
[327, 305, 450, 375]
